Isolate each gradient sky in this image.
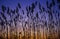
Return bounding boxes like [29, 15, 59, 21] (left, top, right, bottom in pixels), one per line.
[0, 0, 48, 21]
[0, 0, 60, 37]
[0, 0, 59, 26]
[0, 0, 59, 13]
[0, 0, 59, 23]
[0, 0, 48, 10]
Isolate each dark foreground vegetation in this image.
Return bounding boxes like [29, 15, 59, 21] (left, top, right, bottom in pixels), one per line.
[0, 0, 60, 39]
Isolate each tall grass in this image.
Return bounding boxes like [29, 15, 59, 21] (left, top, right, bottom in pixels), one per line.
[0, 0, 60, 39]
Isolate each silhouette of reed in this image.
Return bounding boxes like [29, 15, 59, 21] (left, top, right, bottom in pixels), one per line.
[0, 0, 60, 39]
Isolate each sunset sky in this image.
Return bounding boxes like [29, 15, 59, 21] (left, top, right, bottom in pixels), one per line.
[0, 0, 59, 30]
[0, 0, 60, 39]
[0, 0, 59, 33]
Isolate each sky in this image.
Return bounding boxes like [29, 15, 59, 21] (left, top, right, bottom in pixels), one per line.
[0, 0, 59, 27]
[0, 0, 59, 12]
[0, 0, 59, 25]
[0, 0, 60, 37]
[0, 0, 48, 21]
[0, 0, 47, 9]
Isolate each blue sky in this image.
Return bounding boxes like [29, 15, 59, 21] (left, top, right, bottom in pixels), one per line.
[0, 0, 59, 27]
[0, 0, 47, 9]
